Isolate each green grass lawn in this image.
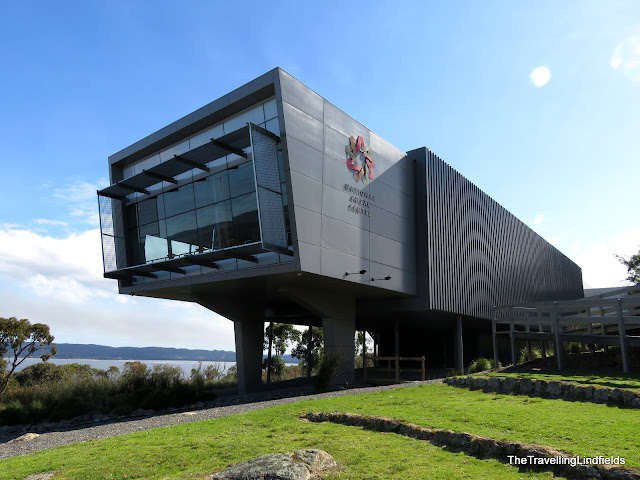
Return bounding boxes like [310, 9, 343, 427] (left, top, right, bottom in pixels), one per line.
[2, 383, 639, 480]
[479, 370, 640, 392]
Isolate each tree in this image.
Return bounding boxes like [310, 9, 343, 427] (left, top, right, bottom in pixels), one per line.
[616, 248, 640, 285]
[0, 317, 56, 399]
[263, 323, 301, 357]
[291, 326, 324, 370]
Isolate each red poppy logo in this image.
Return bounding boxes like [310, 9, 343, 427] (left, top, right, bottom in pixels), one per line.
[345, 135, 375, 185]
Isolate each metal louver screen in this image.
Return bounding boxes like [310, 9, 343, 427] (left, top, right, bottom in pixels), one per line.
[250, 125, 288, 254]
[98, 195, 127, 273]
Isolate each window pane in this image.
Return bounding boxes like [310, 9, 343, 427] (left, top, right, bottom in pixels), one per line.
[228, 162, 255, 198]
[231, 193, 260, 245]
[194, 171, 230, 208]
[127, 228, 143, 265]
[144, 235, 169, 262]
[165, 211, 199, 252]
[263, 98, 277, 121]
[196, 201, 232, 250]
[126, 204, 138, 228]
[163, 184, 195, 218]
[137, 198, 159, 226]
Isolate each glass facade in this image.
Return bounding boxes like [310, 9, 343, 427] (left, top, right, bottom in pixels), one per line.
[111, 98, 291, 284]
[126, 161, 260, 265]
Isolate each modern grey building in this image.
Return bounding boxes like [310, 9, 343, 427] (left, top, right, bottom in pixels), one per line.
[98, 68, 583, 392]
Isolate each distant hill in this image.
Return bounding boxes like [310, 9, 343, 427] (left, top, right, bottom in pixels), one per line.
[48, 344, 236, 362]
[34, 343, 296, 363]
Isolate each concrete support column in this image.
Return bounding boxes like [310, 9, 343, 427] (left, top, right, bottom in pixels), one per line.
[234, 320, 264, 394]
[455, 315, 464, 374]
[278, 286, 355, 387]
[323, 316, 355, 385]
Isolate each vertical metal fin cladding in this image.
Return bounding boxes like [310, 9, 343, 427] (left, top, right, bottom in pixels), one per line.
[425, 150, 582, 319]
[98, 195, 127, 273]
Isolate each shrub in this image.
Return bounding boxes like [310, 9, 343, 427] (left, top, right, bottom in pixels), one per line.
[568, 342, 583, 355]
[0, 400, 29, 425]
[203, 363, 223, 381]
[14, 362, 64, 386]
[518, 347, 542, 364]
[315, 351, 344, 393]
[467, 357, 491, 373]
[150, 364, 182, 389]
[262, 355, 285, 378]
[120, 361, 149, 391]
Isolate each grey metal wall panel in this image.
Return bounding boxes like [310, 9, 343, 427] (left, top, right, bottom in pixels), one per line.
[281, 102, 323, 152]
[283, 136, 324, 180]
[320, 248, 369, 284]
[279, 71, 324, 122]
[321, 216, 371, 260]
[409, 147, 583, 319]
[292, 207, 321, 246]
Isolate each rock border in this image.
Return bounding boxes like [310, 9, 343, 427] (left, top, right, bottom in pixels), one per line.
[303, 412, 640, 480]
[444, 376, 640, 408]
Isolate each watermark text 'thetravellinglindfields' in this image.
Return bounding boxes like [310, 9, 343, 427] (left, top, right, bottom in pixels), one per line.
[508, 455, 625, 467]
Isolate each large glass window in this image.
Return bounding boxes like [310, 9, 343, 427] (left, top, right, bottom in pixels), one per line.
[196, 201, 232, 250]
[194, 171, 230, 208]
[125, 140, 292, 274]
[228, 162, 256, 197]
[231, 193, 260, 245]
[165, 211, 199, 255]
[163, 184, 195, 218]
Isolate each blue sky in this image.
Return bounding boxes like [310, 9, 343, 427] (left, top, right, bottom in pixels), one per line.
[0, 1, 638, 350]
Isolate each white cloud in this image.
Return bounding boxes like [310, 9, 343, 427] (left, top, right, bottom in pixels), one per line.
[567, 229, 640, 288]
[34, 219, 68, 226]
[533, 214, 545, 225]
[0, 225, 235, 350]
[529, 66, 551, 87]
[51, 179, 107, 225]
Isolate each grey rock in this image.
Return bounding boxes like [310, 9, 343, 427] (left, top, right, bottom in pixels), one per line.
[631, 398, 640, 409]
[519, 378, 534, 394]
[209, 449, 336, 480]
[622, 390, 636, 405]
[583, 386, 594, 400]
[20, 472, 58, 480]
[533, 380, 547, 396]
[487, 377, 501, 391]
[546, 381, 563, 397]
[501, 377, 517, 394]
[592, 388, 610, 404]
[291, 449, 336, 473]
[609, 388, 623, 403]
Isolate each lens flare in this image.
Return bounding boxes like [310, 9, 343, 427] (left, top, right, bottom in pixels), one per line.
[611, 36, 640, 81]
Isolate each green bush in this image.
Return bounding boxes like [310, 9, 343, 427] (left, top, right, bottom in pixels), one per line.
[262, 355, 286, 378]
[518, 346, 542, 364]
[467, 357, 491, 373]
[0, 400, 29, 425]
[315, 351, 343, 393]
[15, 363, 64, 386]
[568, 342, 583, 355]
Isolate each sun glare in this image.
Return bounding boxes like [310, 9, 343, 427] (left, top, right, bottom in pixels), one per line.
[529, 66, 551, 87]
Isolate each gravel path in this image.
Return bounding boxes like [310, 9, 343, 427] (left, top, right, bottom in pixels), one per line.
[0, 379, 442, 460]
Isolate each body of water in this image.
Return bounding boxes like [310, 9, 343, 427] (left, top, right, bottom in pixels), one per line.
[12, 358, 236, 377]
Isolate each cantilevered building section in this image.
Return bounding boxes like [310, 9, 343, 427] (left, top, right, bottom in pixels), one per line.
[99, 68, 583, 392]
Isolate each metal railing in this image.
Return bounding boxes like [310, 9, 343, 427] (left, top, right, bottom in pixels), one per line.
[363, 356, 425, 383]
[492, 285, 640, 373]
